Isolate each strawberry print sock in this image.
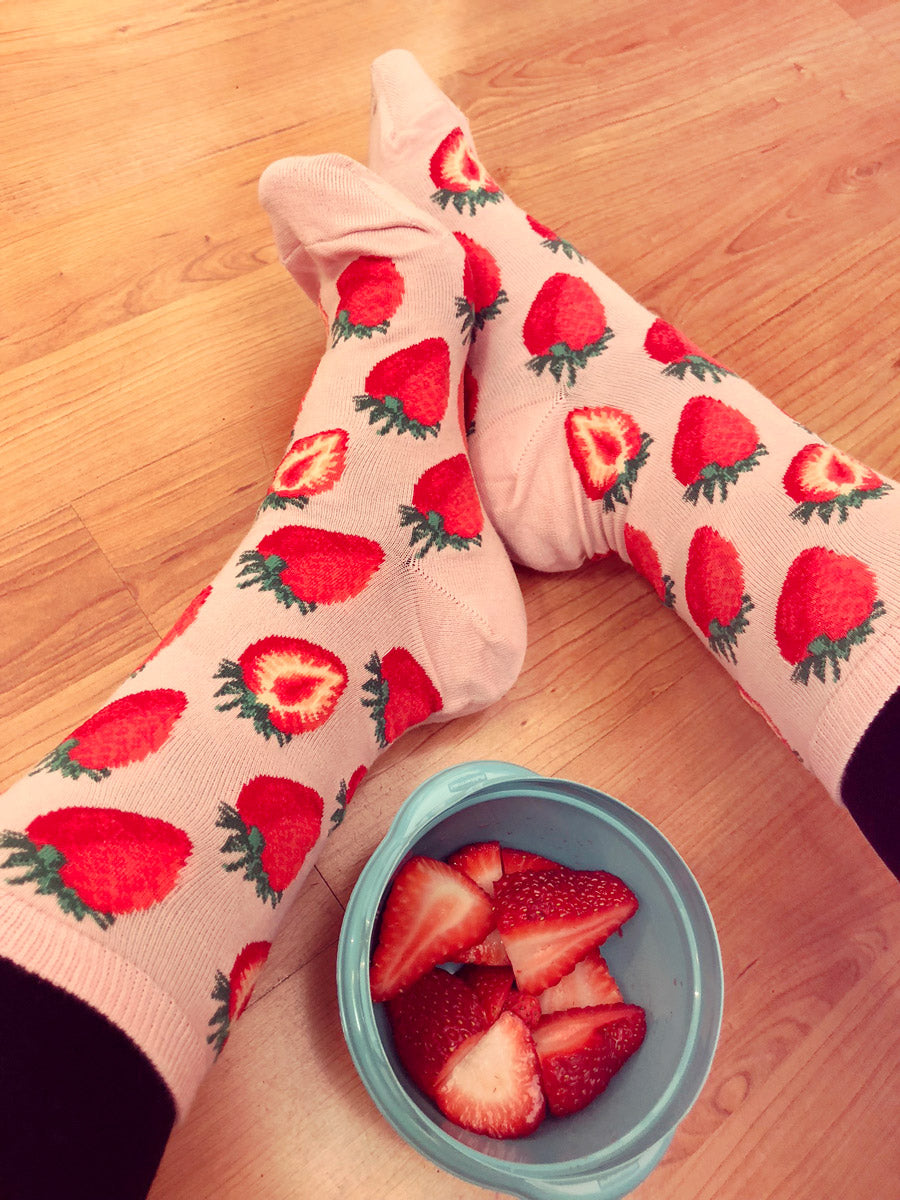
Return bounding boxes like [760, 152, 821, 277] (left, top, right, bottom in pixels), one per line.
[0, 154, 526, 1118]
[368, 50, 900, 831]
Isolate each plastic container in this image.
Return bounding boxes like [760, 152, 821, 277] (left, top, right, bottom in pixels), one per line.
[337, 761, 724, 1200]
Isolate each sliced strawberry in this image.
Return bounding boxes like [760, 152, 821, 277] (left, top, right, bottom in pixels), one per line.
[493, 868, 639, 994]
[533, 1004, 646, 1117]
[783, 442, 891, 525]
[457, 964, 515, 1023]
[370, 856, 493, 1002]
[565, 405, 651, 511]
[429, 127, 504, 217]
[448, 840, 503, 896]
[433, 1012, 546, 1138]
[537, 949, 623, 1015]
[387, 967, 486, 1095]
[502, 989, 542, 1030]
[500, 847, 561, 875]
[329, 763, 367, 833]
[456, 926, 511, 967]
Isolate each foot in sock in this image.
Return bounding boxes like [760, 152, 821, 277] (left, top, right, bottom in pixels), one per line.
[368, 49, 900, 842]
[0, 154, 526, 1117]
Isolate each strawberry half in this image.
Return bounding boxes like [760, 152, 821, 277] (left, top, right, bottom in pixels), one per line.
[783, 443, 891, 525]
[261, 428, 348, 513]
[237, 525, 384, 613]
[354, 337, 450, 438]
[775, 547, 885, 684]
[1, 806, 192, 929]
[388, 967, 487, 1094]
[331, 255, 405, 346]
[565, 406, 651, 511]
[33, 688, 188, 782]
[671, 395, 768, 504]
[400, 454, 484, 557]
[369, 856, 493, 1002]
[453, 233, 508, 341]
[684, 526, 753, 663]
[329, 764, 367, 833]
[433, 1011, 546, 1138]
[493, 868, 639, 994]
[644, 317, 732, 384]
[457, 964, 515, 1024]
[533, 1004, 646, 1117]
[361, 646, 443, 748]
[207, 941, 272, 1057]
[537, 949, 623, 1015]
[524, 274, 614, 386]
[429, 127, 504, 216]
[214, 635, 347, 744]
[140, 585, 212, 669]
[216, 775, 324, 907]
[526, 214, 583, 262]
[447, 840, 503, 896]
[623, 524, 675, 607]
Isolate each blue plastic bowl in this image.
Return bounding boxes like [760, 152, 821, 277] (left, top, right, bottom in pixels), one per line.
[337, 761, 724, 1200]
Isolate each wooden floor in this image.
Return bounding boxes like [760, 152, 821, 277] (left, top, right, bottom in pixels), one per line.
[3, 2, 900, 1198]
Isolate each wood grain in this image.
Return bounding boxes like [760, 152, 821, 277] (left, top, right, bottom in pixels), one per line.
[1, 1, 898, 1199]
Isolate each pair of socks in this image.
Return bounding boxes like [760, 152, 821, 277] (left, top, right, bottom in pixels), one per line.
[1, 51, 897, 1178]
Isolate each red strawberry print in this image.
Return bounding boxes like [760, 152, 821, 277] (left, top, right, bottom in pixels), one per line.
[214, 635, 347, 745]
[369, 855, 493, 1001]
[32, 689, 187, 782]
[1, 806, 192, 930]
[329, 764, 367, 833]
[533, 1003, 646, 1117]
[237, 525, 384, 613]
[783, 443, 892, 524]
[399, 453, 484, 556]
[623, 524, 675, 607]
[775, 548, 885, 684]
[526, 214, 583, 262]
[207, 941, 272, 1057]
[429, 126, 504, 216]
[354, 337, 450, 438]
[453, 233, 508, 341]
[139, 585, 212, 670]
[671, 395, 768, 503]
[463, 363, 479, 436]
[644, 317, 733, 384]
[524, 274, 614, 386]
[684, 527, 753, 663]
[217, 775, 324, 907]
[565, 406, 651, 511]
[331, 256, 405, 346]
[362, 646, 443, 748]
[387, 967, 487, 1095]
[261, 428, 348, 513]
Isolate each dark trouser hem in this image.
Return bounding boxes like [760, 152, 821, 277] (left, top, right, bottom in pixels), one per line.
[839, 685, 900, 879]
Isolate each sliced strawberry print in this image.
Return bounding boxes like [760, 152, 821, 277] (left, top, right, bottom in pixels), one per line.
[447, 840, 503, 896]
[214, 635, 347, 745]
[361, 647, 443, 748]
[493, 867, 639, 995]
[565, 406, 651, 511]
[463, 363, 479, 437]
[329, 764, 367, 833]
[217, 775, 324, 907]
[369, 855, 493, 1002]
[388, 967, 487, 1095]
[453, 233, 508, 341]
[537, 949, 624, 1015]
[524, 274, 614, 386]
[355, 338, 450, 438]
[644, 317, 733, 384]
[400, 454, 484, 557]
[457, 964, 515, 1024]
[623, 524, 675, 607]
[1, 806, 192, 929]
[783, 443, 892, 524]
[429, 127, 504, 216]
[775, 547, 885, 684]
[684, 527, 753, 663]
[331, 256, 405, 345]
[236, 525, 384, 613]
[140, 585, 212, 670]
[533, 1003, 647, 1117]
[207, 941, 272, 1057]
[671, 395, 768, 503]
[32, 689, 187, 782]
[526, 214, 584, 262]
[261, 428, 348, 513]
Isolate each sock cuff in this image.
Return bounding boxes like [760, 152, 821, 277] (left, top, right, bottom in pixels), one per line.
[0, 892, 205, 1119]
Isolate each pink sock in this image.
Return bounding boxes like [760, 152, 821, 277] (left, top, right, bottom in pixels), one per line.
[368, 50, 900, 804]
[0, 154, 525, 1118]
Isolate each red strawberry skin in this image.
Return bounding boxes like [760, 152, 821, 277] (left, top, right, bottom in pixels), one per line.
[775, 548, 880, 665]
[533, 1004, 647, 1117]
[685, 527, 748, 637]
[335, 256, 404, 326]
[254, 525, 384, 604]
[65, 689, 187, 772]
[447, 840, 503, 896]
[387, 968, 486, 1095]
[380, 647, 443, 743]
[671, 396, 762, 485]
[411, 454, 483, 539]
[457, 964, 515, 1023]
[25, 806, 191, 914]
[523, 274, 606, 356]
[361, 338, 450, 427]
[234, 775, 324, 892]
[500, 847, 561, 874]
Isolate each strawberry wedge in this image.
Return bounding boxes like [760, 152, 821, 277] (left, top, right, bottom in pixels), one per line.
[494, 868, 638, 994]
[533, 1003, 646, 1116]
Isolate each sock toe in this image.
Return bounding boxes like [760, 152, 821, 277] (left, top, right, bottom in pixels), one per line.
[369, 50, 471, 156]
